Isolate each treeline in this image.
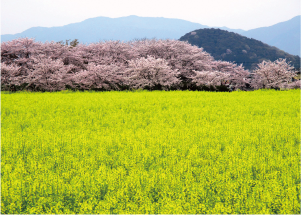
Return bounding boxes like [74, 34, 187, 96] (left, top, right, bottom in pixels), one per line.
[1, 38, 299, 92]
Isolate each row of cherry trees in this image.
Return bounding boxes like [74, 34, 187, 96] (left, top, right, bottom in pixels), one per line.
[1, 38, 299, 92]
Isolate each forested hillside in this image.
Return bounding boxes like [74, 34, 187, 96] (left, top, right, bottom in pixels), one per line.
[179, 28, 300, 71]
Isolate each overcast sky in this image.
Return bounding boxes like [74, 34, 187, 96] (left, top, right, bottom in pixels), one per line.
[1, 0, 300, 35]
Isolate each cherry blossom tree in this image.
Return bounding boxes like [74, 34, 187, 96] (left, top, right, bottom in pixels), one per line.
[129, 39, 216, 89]
[190, 70, 230, 90]
[78, 41, 138, 67]
[1, 63, 22, 91]
[2, 37, 298, 92]
[1, 38, 43, 65]
[1, 38, 43, 86]
[130, 39, 251, 91]
[124, 56, 180, 90]
[67, 63, 126, 91]
[130, 39, 214, 72]
[210, 60, 250, 90]
[24, 55, 70, 92]
[251, 59, 297, 89]
[286, 80, 300, 89]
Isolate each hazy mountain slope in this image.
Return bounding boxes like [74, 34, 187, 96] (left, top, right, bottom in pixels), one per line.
[2, 15, 299, 56]
[179, 28, 300, 71]
[1, 15, 209, 44]
[239, 16, 300, 56]
[214, 27, 246, 34]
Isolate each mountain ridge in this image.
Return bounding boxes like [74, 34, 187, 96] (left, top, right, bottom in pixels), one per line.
[1, 15, 300, 56]
[179, 28, 300, 71]
[239, 16, 300, 56]
[1, 15, 209, 44]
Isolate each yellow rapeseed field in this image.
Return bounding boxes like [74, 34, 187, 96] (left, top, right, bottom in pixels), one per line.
[1, 89, 300, 214]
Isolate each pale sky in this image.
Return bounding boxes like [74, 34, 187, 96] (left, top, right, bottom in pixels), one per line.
[1, 0, 300, 35]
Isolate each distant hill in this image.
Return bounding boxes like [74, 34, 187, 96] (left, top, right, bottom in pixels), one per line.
[239, 16, 300, 56]
[179, 28, 300, 71]
[212, 26, 246, 35]
[1, 15, 299, 56]
[1, 15, 209, 44]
